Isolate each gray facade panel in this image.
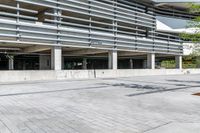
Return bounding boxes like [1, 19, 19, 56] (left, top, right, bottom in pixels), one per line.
[0, 0, 183, 55]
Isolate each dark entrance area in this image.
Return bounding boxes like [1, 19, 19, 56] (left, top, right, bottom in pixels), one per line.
[63, 58, 83, 70]
[63, 57, 108, 70]
[0, 54, 39, 70]
[14, 55, 39, 70]
[0, 54, 8, 70]
[87, 58, 108, 69]
[118, 59, 144, 69]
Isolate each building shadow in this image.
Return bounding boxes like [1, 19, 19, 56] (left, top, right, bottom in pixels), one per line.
[167, 80, 200, 84]
[0, 85, 109, 97]
[106, 83, 165, 90]
[1, 80, 199, 98]
[101, 81, 200, 97]
[126, 86, 196, 97]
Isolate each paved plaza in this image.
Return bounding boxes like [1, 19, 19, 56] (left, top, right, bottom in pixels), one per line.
[0, 74, 200, 133]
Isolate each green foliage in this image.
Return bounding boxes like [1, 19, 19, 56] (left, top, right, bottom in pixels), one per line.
[161, 60, 175, 69]
[182, 55, 198, 68]
[181, 32, 200, 42]
[196, 56, 200, 67]
[180, 3, 200, 43]
[189, 3, 200, 13]
[161, 55, 200, 69]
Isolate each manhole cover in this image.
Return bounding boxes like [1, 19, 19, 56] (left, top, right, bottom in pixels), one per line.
[193, 93, 200, 96]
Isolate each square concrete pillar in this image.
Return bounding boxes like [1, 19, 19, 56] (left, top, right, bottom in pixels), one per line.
[143, 60, 147, 69]
[129, 59, 133, 69]
[147, 53, 155, 69]
[82, 58, 87, 70]
[175, 55, 182, 69]
[51, 46, 62, 70]
[8, 55, 14, 70]
[108, 50, 117, 70]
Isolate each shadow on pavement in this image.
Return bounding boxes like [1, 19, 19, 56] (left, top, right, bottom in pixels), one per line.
[101, 80, 200, 97]
[0, 85, 109, 97]
[126, 86, 199, 97]
[1, 79, 200, 98]
[167, 80, 200, 84]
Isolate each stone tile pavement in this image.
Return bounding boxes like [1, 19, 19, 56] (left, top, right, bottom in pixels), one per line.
[0, 74, 200, 133]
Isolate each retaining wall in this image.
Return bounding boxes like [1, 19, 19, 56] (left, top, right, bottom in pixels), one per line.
[0, 69, 199, 83]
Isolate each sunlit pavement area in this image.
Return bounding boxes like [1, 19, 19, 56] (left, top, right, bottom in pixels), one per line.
[0, 74, 200, 133]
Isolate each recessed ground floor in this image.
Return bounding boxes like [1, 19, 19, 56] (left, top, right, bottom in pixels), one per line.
[0, 46, 182, 70]
[0, 74, 200, 133]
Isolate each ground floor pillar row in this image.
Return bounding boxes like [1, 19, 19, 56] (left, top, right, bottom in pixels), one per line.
[51, 46, 62, 70]
[108, 50, 118, 70]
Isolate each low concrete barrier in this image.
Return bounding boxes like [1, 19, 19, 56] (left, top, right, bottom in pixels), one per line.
[0, 69, 199, 83]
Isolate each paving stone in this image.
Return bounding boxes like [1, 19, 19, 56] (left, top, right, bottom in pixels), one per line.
[0, 74, 200, 133]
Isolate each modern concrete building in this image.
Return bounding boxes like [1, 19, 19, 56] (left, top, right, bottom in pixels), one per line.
[0, 0, 198, 71]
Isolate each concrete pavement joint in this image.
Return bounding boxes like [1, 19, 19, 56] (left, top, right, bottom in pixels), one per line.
[142, 121, 173, 133]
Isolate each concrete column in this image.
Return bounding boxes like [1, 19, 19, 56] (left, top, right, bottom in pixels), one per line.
[143, 60, 147, 69]
[82, 58, 87, 70]
[39, 55, 51, 70]
[147, 53, 155, 69]
[22, 60, 26, 70]
[51, 46, 62, 70]
[108, 50, 117, 69]
[175, 55, 182, 69]
[8, 56, 14, 70]
[129, 59, 133, 69]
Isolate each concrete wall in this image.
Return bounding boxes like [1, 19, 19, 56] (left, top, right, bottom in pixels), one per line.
[0, 69, 200, 83]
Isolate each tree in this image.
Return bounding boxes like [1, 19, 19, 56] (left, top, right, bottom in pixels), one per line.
[181, 3, 200, 43]
[180, 4, 200, 67]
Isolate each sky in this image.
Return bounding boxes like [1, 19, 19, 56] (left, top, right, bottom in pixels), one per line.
[157, 16, 188, 29]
